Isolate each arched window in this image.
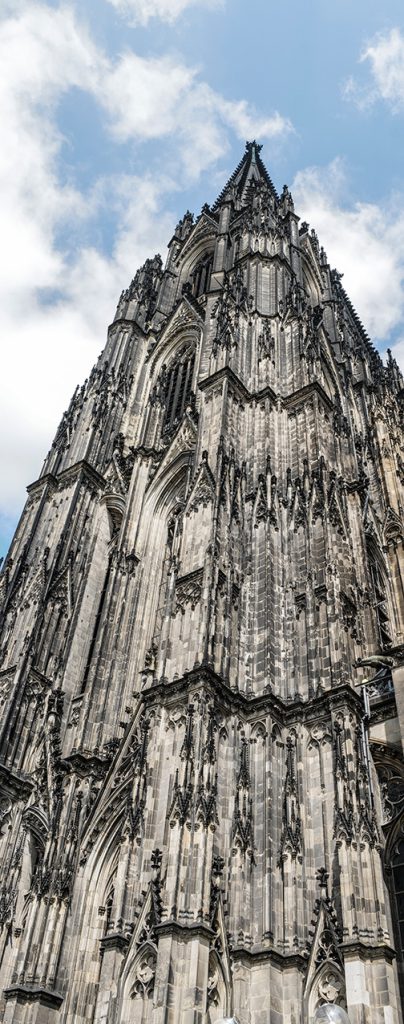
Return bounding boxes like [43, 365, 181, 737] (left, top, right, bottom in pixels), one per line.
[367, 538, 392, 648]
[191, 254, 213, 298]
[371, 748, 404, 1007]
[117, 942, 157, 1024]
[161, 349, 195, 436]
[100, 857, 118, 938]
[385, 816, 404, 1009]
[391, 837, 404, 957]
[308, 962, 347, 1023]
[104, 886, 114, 935]
[207, 949, 228, 1024]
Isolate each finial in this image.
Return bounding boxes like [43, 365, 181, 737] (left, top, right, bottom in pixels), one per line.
[245, 139, 263, 154]
[316, 866, 329, 896]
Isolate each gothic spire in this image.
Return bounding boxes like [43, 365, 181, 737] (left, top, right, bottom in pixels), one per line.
[212, 139, 278, 210]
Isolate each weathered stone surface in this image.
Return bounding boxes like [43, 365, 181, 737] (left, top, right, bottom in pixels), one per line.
[0, 141, 404, 1024]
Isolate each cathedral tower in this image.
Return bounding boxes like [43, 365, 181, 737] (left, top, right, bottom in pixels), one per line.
[1, 142, 404, 1024]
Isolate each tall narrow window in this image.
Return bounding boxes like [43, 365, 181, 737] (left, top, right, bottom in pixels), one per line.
[104, 887, 114, 935]
[367, 539, 392, 648]
[162, 350, 195, 436]
[391, 837, 404, 957]
[192, 255, 213, 299]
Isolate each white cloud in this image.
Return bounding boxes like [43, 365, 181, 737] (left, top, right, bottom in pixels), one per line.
[0, 174, 173, 517]
[362, 28, 404, 109]
[292, 160, 404, 362]
[389, 336, 404, 372]
[105, 0, 223, 27]
[100, 54, 196, 141]
[0, 1, 292, 544]
[98, 55, 292, 180]
[344, 28, 404, 111]
[217, 99, 292, 142]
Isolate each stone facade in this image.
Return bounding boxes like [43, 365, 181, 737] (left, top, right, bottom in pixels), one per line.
[0, 141, 404, 1024]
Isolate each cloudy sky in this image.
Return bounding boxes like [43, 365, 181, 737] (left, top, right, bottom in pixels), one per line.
[1, 0, 404, 559]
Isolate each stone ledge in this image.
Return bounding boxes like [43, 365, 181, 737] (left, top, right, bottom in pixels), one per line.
[0, 761, 34, 802]
[341, 940, 397, 964]
[142, 664, 364, 726]
[230, 941, 396, 969]
[198, 366, 334, 413]
[27, 460, 106, 496]
[155, 919, 214, 941]
[99, 932, 129, 954]
[231, 946, 307, 971]
[198, 366, 275, 404]
[283, 379, 334, 412]
[108, 317, 144, 332]
[3, 985, 63, 1008]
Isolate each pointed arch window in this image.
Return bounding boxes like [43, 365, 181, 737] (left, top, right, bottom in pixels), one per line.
[101, 857, 118, 939]
[161, 348, 195, 436]
[191, 254, 213, 298]
[371, 750, 404, 1010]
[104, 886, 114, 935]
[391, 837, 404, 956]
[385, 815, 404, 1010]
[366, 537, 392, 648]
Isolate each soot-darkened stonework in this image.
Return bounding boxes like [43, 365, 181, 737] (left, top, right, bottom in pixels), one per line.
[1, 142, 404, 1024]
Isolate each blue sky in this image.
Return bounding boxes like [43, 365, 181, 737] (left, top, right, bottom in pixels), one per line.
[1, 0, 404, 559]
